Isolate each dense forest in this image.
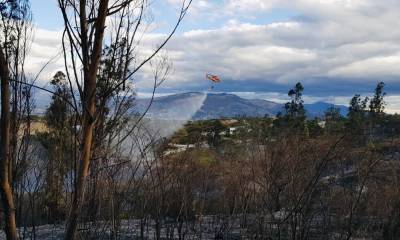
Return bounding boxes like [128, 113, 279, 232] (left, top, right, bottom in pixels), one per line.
[1, 0, 400, 240]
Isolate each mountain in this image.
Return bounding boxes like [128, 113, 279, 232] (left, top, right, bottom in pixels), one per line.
[192, 93, 282, 119]
[135, 92, 208, 120]
[135, 92, 348, 120]
[304, 102, 348, 118]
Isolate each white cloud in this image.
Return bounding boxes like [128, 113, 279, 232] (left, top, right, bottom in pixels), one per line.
[28, 0, 400, 113]
[25, 28, 64, 84]
[158, 0, 400, 88]
[385, 95, 400, 114]
[225, 0, 280, 13]
[329, 54, 400, 78]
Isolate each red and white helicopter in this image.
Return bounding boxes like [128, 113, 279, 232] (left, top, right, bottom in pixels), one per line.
[206, 73, 221, 91]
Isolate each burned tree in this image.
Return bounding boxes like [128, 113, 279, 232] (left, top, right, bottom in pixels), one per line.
[56, 0, 192, 238]
[0, 0, 32, 239]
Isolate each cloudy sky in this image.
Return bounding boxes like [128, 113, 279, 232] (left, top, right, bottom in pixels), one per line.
[31, 0, 400, 112]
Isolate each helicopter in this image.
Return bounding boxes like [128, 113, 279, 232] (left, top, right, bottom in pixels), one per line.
[206, 73, 220, 91]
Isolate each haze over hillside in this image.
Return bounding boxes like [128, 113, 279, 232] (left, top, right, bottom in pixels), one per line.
[135, 92, 348, 120]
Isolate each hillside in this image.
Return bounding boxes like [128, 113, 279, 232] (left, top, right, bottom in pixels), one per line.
[135, 92, 348, 120]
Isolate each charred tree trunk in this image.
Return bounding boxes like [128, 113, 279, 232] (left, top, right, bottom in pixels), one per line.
[64, 0, 109, 239]
[0, 47, 18, 240]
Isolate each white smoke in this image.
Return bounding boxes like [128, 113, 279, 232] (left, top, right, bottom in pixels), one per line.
[121, 92, 207, 161]
[146, 92, 207, 137]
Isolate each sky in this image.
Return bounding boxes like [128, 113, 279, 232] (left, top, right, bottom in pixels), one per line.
[29, 0, 400, 112]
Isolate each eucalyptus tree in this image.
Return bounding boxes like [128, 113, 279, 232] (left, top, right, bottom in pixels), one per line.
[56, 0, 192, 238]
[0, 0, 32, 239]
[369, 82, 386, 135]
[285, 82, 305, 119]
[281, 82, 306, 133]
[369, 82, 386, 115]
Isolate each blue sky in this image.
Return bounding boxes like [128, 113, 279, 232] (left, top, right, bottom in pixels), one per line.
[32, 0, 62, 30]
[32, 0, 297, 31]
[29, 0, 400, 112]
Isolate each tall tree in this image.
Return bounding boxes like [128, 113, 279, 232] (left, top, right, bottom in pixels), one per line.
[368, 82, 386, 137]
[0, 0, 31, 239]
[40, 71, 73, 223]
[347, 94, 368, 138]
[282, 82, 306, 132]
[284, 82, 305, 118]
[58, 1, 112, 238]
[369, 82, 386, 116]
[57, 0, 192, 238]
[46, 72, 73, 129]
[0, 35, 17, 240]
[348, 95, 368, 119]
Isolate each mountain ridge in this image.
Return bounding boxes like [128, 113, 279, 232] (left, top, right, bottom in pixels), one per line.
[135, 92, 348, 120]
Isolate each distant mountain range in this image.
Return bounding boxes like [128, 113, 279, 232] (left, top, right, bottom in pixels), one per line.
[135, 92, 348, 120]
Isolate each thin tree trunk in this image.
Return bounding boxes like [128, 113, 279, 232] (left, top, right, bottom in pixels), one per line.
[64, 0, 109, 239]
[0, 48, 18, 240]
